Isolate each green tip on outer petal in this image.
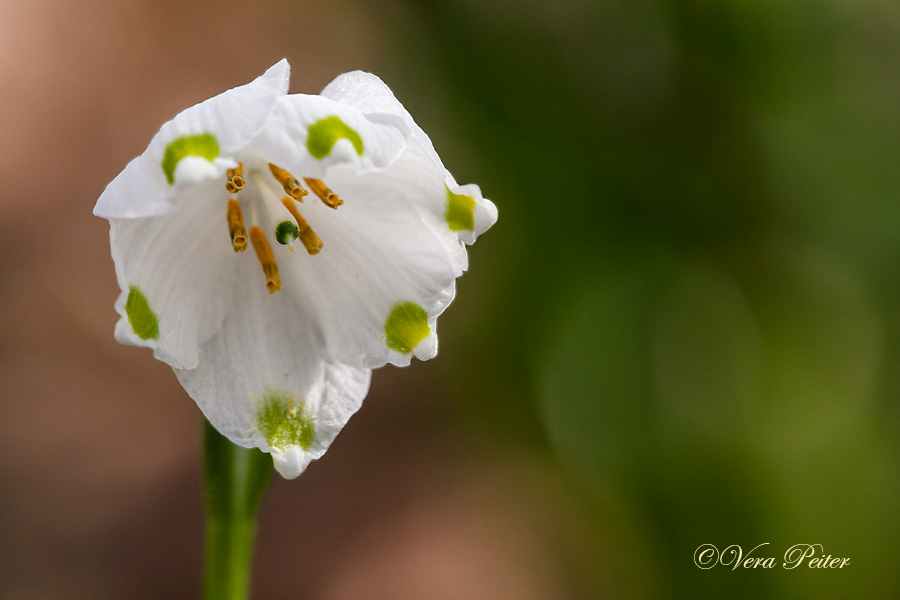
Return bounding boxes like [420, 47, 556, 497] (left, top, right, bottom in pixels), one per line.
[125, 286, 160, 340]
[385, 301, 430, 353]
[306, 116, 364, 159]
[256, 391, 315, 451]
[161, 133, 220, 184]
[445, 186, 476, 232]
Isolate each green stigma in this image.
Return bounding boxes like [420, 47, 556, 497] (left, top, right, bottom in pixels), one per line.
[306, 116, 364, 159]
[385, 301, 430, 353]
[275, 221, 300, 246]
[161, 133, 220, 184]
[445, 186, 476, 232]
[125, 286, 159, 340]
[256, 391, 315, 451]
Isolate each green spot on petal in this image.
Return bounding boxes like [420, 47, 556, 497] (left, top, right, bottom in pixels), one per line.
[445, 186, 476, 232]
[306, 116, 364, 159]
[125, 286, 159, 340]
[161, 133, 220, 184]
[275, 221, 299, 246]
[256, 391, 315, 451]
[385, 301, 430, 354]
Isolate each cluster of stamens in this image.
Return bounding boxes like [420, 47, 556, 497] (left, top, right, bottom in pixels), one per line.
[225, 161, 343, 294]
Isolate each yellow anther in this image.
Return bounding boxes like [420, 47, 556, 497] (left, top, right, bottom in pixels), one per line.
[303, 178, 343, 209]
[227, 199, 247, 252]
[268, 163, 307, 200]
[225, 162, 245, 193]
[282, 197, 323, 255]
[249, 226, 282, 293]
[227, 162, 244, 179]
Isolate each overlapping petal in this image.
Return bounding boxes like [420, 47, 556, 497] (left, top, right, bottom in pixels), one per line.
[274, 143, 461, 368]
[320, 71, 442, 172]
[321, 71, 498, 248]
[174, 268, 370, 479]
[249, 93, 408, 178]
[94, 60, 290, 219]
[109, 180, 235, 369]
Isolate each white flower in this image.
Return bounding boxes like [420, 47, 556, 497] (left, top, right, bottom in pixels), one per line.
[94, 60, 497, 479]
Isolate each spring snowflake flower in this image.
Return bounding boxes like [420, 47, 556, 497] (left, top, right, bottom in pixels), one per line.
[94, 60, 496, 478]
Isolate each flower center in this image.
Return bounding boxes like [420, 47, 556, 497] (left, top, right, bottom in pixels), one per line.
[224, 159, 343, 294]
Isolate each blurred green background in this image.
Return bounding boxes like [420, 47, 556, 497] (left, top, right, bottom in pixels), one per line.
[399, 0, 900, 596]
[3, 0, 900, 597]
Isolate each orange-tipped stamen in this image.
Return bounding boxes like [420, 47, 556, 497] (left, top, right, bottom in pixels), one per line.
[268, 163, 307, 200]
[227, 199, 247, 252]
[249, 226, 282, 293]
[303, 177, 343, 209]
[282, 197, 323, 255]
[227, 162, 243, 179]
[225, 162, 245, 193]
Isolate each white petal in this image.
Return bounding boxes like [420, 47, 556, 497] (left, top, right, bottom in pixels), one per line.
[94, 60, 290, 219]
[321, 71, 498, 246]
[108, 180, 236, 369]
[162, 59, 290, 153]
[320, 70, 445, 174]
[273, 143, 467, 368]
[174, 276, 371, 479]
[94, 153, 171, 219]
[248, 94, 408, 179]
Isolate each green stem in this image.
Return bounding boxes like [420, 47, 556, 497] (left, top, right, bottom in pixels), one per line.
[203, 419, 274, 600]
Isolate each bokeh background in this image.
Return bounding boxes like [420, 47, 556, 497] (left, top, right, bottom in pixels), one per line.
[3, 0, 900, 597]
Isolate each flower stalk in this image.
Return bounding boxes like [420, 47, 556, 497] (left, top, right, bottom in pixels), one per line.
[203, 419, 273, 600]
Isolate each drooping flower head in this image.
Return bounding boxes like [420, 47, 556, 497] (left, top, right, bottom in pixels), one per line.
[94, 60, 496, 478]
